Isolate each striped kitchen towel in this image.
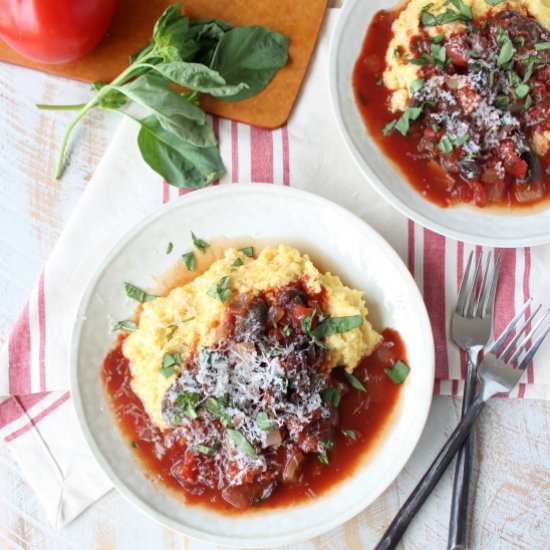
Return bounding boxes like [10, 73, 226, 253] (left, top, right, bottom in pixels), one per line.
[1, 9, 550, 528]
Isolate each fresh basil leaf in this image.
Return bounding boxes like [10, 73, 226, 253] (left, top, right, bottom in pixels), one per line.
[300, 310, 315, 335]
[175, 391, 200, 419]
[343, 370, 367, 392]
[239, 246, 254, 257]
[343, 429, 357, 441]
[210, 26, 289, 101]
[226, 429, 258, 459]
[451, 133, 470, 147]
[535, 41, 550, 51]
[124, 282, 157, 303]
[91, 82, 128, 109]
[497, 40, 514, 67]
[196, 443, 218, 455]
[283, 324, 292, 337]
[162, 352, 182, 371]
[160, 365, 175, 378]
[182, 251, 196, 270]
[137, 115, 224, 189]
[204, 396, 232, 426]
[450, 0, 472, 20]
[207, 276, 231, 302]
[232, 257, 244, 267]
[383, 120, 397, 136]
[166, 242, 174, 254]
[256, 412, 275, 431]
[484, 0, 508, 5]
[515, 83, 529, 99]
[385, 359, 411, 384]
[131, 441, 139, 449]
[494, 95, 509, 110]
[522, 94, 533, 112]
[319, 439, 335, 449]
[192, 232, 209, 252]
[113, 320, 138, 332]
[321, 388, 341, 407]
[147, 62, 248, 98]
[312, 315, 363, 339]
[437, 134, 453, 154]
[410, 78, 425, 94]
[318, 451, 329, 465]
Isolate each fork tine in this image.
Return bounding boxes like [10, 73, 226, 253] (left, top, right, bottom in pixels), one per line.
[475, 251, 492, 317]
[479, 253, 501, 318]
[509, 309, 550, 364]
[517, 312, 550, 371]
[501, 305, 542, 362]
[466, 253, 483, 317]
[456, 252, 474, 314]
[489, 299, 531, 355]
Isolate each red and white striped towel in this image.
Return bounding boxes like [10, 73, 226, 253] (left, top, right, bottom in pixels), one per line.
[2, 10, 550, 527]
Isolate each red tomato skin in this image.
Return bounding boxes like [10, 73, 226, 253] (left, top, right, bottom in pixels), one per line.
[0, 0, 116, 64]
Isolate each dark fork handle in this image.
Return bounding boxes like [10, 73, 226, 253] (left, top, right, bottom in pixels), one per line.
[374, 394, 486, 550]
[448, 356, 477, 550]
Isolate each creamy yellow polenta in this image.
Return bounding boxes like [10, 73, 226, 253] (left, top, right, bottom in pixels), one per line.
[123, 245, 381, 429]
[384, 0, 550, 112]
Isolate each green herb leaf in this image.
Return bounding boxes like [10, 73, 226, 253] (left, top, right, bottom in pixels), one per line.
[196, 443, 218, 455]
[226, 429, 258, 459]
[515, 83, 529, 99]
[136, 114, 224, 189]
[174, 391, 200, 419]
[161, 352, 182, 377]
[343, 429, 357, 441]
[535, 41, 550, 51]
[312, 315, 363, 340]
[437, 134, 453, 154]
[451, 133, 470, 147]
[522, 94, 533, 112]
[484, 0, 507, 4]
[382, 120, 397, 136]
[494, 95, 510, 110]
[131, 441, 139, 449]
[113, 320, 139, 332]
[450, 0, 472, 20]
[91, 82, 128, 110]
[385, 359, 411, 384]
[124, 282, 157, 303]
[497, 39, 514, 67]
[321, 388, 341, 407]
[409, 78, 425, 94]
[191, 232, 209, 252]
[300, 310, 329, 349]
[239, 246, 254, 257]
[182, 251, 196, 271]
[207, 275, 231, 302]
[343, 370, 367, 392]
[166, 242, 174, 254]
[283, 324, 292, 337]
[319, 439, 335, 449]
[256, 412, 275, 431]
[204, 396, 232, 426]
[318, 451, 329, 465]
[232, 257, 244, 267]
[210, 26, 289, 102]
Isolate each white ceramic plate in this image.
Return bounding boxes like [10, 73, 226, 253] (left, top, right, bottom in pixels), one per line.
[70, 184, 434, 548]
[329, 0, 550, 247]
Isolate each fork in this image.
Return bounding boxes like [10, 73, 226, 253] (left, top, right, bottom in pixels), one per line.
[449, 251, 501, 550]
[374, 300, 550, 550]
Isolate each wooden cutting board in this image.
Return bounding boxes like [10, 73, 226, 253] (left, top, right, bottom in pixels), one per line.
[0, 0, 327, 128]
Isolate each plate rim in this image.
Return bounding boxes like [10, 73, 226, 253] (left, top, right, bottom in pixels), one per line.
[329, 0, 550, 248]
[69, 183, 435, 547]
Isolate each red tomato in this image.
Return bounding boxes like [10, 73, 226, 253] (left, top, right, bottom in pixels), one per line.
[0, 0, 116, 64]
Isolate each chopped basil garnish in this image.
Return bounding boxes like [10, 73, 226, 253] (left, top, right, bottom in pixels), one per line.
[191, 231, 209, 253]
[497, 39, 514, 67]
[166, 317, 194, 341]
[196, 444, 218, 456]
[515, 83, 529, 99]
[232, 257, 244, 267]
[385, 359, 411, 384]
[207, 275, 231, 302]
[343, 429, 357, 441]
[131, 441, 139, 449]
[319, 439, 335, 449]
[166, 242, 173, 254]
[318, 451, 329, 465]
[204, 396, 232, 426]
[113, 320, 138, 332]
[300, 310, 329, 350]
[239, 246, 254, 257]
[226, 429, 257, 459]
[283, 324, 292, 337]
[409, 78, 425, 94]
[437, 134, 453, 154]
[522, 94, 533, 112]
[484, 0, 507, 4]
[124, 282, 157, 303]
[393, 48, 400, 58]
[321, 388, 341, 407]
[160, 352, 182, 377]
[265, 347, 283, 357]
[535, 41, 550, 51]
[182, 251, 196, 271]
[430, 32, 445, 44]
[311, 315, 363, 339]
[420, 0, 471, 28]
[175, 391, 200, 419]
[256, 411, 275, 431]
[514, 36, 526, 48]
[494, 95, 509, 110]
[343, 371, 367, 393]
[385, 104, 426, 137]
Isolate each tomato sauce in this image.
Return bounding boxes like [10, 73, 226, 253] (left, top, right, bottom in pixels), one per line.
[102, 328, 405, 512]
[353, 9, 550, 209]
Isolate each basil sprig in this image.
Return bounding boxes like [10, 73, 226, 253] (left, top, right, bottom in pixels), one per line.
[385, 359, 411, 384]
[207, 275, 231, 302]
[38, 3, 289, 189]
[226, 429, 258, 459]
[124, 282, 157, 303]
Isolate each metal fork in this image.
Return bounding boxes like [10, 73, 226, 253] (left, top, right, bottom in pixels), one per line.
[449, 251, 501, 550]
[374, 300, 550, 550]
